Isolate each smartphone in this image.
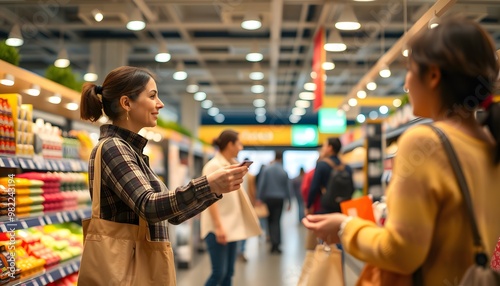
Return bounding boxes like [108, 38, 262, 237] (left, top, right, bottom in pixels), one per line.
[239, 160, 253, 167]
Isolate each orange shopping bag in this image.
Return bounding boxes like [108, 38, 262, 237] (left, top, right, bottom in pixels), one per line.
[340, 196, 375, 223]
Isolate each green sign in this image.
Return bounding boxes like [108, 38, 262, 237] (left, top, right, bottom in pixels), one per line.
[318, 108, 346, 133]
[291, 125, 318, 147]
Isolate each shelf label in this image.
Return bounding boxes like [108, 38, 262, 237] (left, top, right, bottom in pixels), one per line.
[19, 158, 27, 169]
[47, 273, 54, 283]
[66, 265, 73, 274]
[40, 276, 47, 285]
[57, 161, 65, 171]
[20, 220, 28, 229]
[59, 267, 66, 277]
[77, 209, 85, 218]
[33, 280, 39, 286]
[0, 223, 6, 232]
[28, 160, 36, 169]
[69, 211, 78, 221]
[44, 216, 53, 225]
[62, 212, 70, 222]
[7, 158, 15, 168]
[56, 212, 63, 223]
[0, 159, 5, 168]
[38, 217, 46, 226]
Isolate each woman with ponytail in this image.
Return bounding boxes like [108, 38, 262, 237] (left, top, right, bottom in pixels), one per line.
[79, 66, 248, 285]
[302, 16, 500, 285]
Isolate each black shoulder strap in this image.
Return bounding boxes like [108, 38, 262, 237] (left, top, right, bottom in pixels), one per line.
[427, 124, 484, 250]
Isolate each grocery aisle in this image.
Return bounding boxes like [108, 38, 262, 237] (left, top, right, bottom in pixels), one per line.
[176, 202, 360, 286]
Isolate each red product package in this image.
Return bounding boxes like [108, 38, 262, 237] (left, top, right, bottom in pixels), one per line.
[491, 237, 500, 272]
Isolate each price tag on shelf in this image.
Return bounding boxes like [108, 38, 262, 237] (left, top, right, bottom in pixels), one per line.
[20, 220, 28, 229]
[38, 217, 46, 226]
[7, 158, 15, 168]
[19, 158, 27, 169]
[77, 209, 85, 218]
[71, 263, 78, 272]
[0, 159, 5, 168]
[39, 276, 47, 285]
[32, 280, 39, 286]
[45, 161, 52, 171]
[56, 212, 63, 223]
[0, 223, 7, 232]
[69, 211, 78, 221]
[66, 265, 73, 274]
[57, 161, 65, 171]
[59, 267, 66, 278]
[28, 160, 36, 170]
[47, 273, 54, 283]
[44, 216, 53, 225]
[62, 212, 70, 222]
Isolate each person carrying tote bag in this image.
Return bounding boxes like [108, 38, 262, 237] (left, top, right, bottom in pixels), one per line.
[302, 16, 500, 285]
[78, 66, 249, 285]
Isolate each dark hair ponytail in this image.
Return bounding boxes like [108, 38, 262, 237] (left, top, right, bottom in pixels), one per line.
[213, 130, 239, 151]
[80, 83, 103, 122]
[481, 102, 500, 164]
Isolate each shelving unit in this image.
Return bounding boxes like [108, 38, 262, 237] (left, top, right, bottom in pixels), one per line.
[0, 208, 91, 232]
[9, 256, 81, 286]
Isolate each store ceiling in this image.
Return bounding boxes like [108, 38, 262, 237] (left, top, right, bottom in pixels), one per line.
[1, 0, 500, 125]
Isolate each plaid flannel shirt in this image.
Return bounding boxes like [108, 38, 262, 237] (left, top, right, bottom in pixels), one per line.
[88, 124, 220, 241]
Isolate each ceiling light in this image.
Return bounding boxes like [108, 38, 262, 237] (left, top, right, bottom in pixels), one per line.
[253, 98, 266, 107]
[155, 42, 171, 63]
[379, 105, 389, 114]
[348, 98, 358, 107]
[292, 107, 306, 116]
[379, 65, 391, 78]
[289, 114, 301, 123]
[366, 81, 377, 91]
[126, 9, 146, 31]
[295, 100, 310, 108]
[92, 9, 103, 22]
[201, 99, 213, 109]
[25, 84, 41, 96]
[369, 111, 378, 120]
[208, 107, 219, 116]
[246, 52, 263, 62]
[335, 5, 361, 31]
[48, 93, 62, 104]
[324, 29, 346, 52]
[187, 81, 199, 93]
[6, 24, 23, 47]
[194, 91, 206, 101]
[153, 133, 162, 142]
[66, 102, 79, 111]
[54, 48, 70, 68]
[357, 114, 366, 123]
[256, 114, 266, 123]
[251, 84, 264, 94]
[173, 62, 187, 80]
[84, 63, 98, 82]
[428, 12, 439, 29]
[214, 114, 225, 123]
[357, 90, 367, 99]
[322, 62, 335, 70]
[0, 74, 14, 86]
[249, 63, 264, 80]
[241, 13, 262, 30]
[304, 82, 316, 91]
[299, 92, 315, 100]
[393, 98, 402, 107]
[255, 107, 266, 116]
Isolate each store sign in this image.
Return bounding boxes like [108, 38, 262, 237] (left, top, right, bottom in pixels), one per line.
[291, 125, 318, 147]
[198, 125, 291, 146]
[318, 108, 346, 134]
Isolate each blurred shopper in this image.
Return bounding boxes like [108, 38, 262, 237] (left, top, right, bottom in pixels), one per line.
[306, 137, 351, 214]
[303, 17, 500, 285]
[291, 167, 306, 222]
[201, 130, 261, 286]
[257, 150, 292, 254]
[78, 66, 247, 285]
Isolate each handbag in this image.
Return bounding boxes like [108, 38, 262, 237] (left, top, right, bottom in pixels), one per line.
[297, 244, 344, 286]
[236, 188, 263, 238]
[78, 140, 176, 286]
[253, 202, 269, 218]
[422, 125, 500, 285]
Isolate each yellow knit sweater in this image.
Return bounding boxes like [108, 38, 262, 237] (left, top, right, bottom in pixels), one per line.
[341, 122, 500, 285]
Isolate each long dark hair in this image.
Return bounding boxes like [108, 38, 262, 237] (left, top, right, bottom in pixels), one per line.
[80, 66, 154, 122]
[409, 16, 500, 164]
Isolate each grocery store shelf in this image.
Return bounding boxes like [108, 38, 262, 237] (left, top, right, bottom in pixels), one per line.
[10, 256, 81, 286]
[1, 157, 87, 172]
[385, 118, 433, 141]
[342, 138, 365, 154]
[0, 207, 91, 232]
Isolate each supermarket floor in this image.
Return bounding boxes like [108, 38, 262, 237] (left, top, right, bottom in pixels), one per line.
[176, 202, 361, 286]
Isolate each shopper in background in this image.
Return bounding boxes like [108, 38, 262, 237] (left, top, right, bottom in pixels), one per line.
[257, 150, 292, 254]
[79, 66, 248, 285]
[201, 130, 261, 286]
[291, 167, 306, 222]
[306, 137, 350, 214]
[303, 17, 500, 285]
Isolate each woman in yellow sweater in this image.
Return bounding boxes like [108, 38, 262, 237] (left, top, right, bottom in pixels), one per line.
[303, 16, 500, 285]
